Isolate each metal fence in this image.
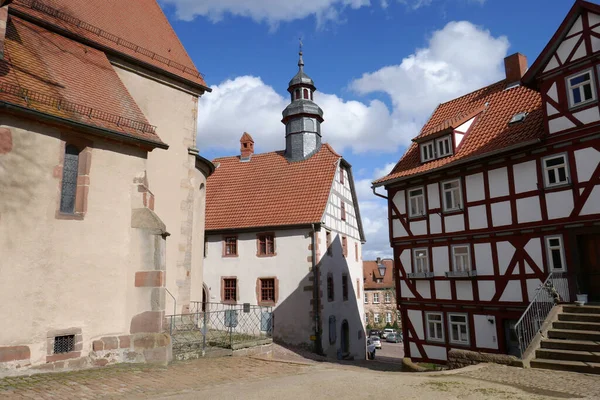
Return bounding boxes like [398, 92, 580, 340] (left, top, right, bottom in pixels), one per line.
[514, 272, 570, 358]
[165, 303, 273, 355]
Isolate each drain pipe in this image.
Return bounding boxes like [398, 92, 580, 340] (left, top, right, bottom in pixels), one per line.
[311, 223, 323, 355]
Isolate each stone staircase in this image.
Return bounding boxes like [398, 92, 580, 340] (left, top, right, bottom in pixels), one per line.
[531, 305, 600, 374]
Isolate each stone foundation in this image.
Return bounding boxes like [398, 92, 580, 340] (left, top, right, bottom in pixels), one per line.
[447, 349, 522, 369]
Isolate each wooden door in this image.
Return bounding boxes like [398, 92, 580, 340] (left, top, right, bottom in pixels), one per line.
[580, 235, 600, 301]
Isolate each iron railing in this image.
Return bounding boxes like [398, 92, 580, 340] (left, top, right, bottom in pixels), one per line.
[165, 303, 273, 355]
[15, 0, 205, 80]
[514, 272, 570, 358]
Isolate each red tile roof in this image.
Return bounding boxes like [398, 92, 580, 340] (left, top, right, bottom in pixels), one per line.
[363, 260, 394, 290]
[417, 104, 485, 140]
[10, 0, 207, 89]
[205, 144, 341, 231]
[0, 16, 165, 147]
[374, 80, 543, 185]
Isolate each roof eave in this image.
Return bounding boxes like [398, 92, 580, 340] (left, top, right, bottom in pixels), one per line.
[205, 222, 318, 235]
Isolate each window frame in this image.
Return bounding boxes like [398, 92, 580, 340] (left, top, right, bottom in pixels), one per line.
[373, 292, 380, 304]
[342, 236, 348, 257]
[327, 273, 335, 302]
[545, 235, 567, 272]
[386, 312, 393, 324]
[412, 248, 430, 274]
[364, 293, 369, 304]
[258, 277, 277, 305]
[408, 186, 426, 218]
[341, 201, 346, 221]
[448, 313, 470, 346]
[339, 166, 345, 185]
[256, 233, 276, 257]
[435, 135, 452, 158]
[222, 236, 238, 257]
[222, 277, 237, 303]
[342, 274, 349, 301]
[59, 144, 80, 214]
[384, 291, 392, 303]
[421, 140, 435, 162]
[441, 178, 463, 212]
[425, 312, 444, 343]
[542, 153, 570, 188]
[566, 68, 597, 109]
[374, 313, 380, 324]
[452, 245, 471, 272]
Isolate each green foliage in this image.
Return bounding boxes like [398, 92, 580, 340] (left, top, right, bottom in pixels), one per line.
[392, 321, 399, 329]
[366, 324, 372, 331]
[384, 322, 392, 329]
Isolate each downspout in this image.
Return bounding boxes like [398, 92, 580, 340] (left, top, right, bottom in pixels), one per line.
[311, 223, 323, 355]
[372, 186, 388, 200]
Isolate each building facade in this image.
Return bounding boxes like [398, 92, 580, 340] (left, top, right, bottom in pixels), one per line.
[0, 0, 213, 375]
[373, 0, 600, 364]
[363, 259, 400, 330]
[204, 52, 367, 359]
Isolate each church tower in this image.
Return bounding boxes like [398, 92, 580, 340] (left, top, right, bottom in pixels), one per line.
[282, 47, 324, 161]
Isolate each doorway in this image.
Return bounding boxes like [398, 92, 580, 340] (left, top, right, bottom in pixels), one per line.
[202, 285, 208, 312]
[341, 320, 350, 353]
[578, 234, 600, 301]
[503, 319, 520, 357]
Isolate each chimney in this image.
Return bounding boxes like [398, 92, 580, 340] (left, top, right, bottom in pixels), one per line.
[376, 257, 381, 265]
[504, 53, 528, 86]
[0, 1, 12, 60]
[239, 132, 254, 161]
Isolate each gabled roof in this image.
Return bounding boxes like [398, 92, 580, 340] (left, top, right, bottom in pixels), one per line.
[374, 81, 543, 186]
[10, 0, 208, 90]
[206, 144, 341, 231]
[363, 260, 394, 290]
[0, 16, 166, 148]
[522, 0, 600, 89]
[416, 104, 485, 141]
[240, 132, 254, 142]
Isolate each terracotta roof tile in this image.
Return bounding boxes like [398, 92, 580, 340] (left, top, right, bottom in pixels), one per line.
[206, 144, 341, 231]
[11, 0, 207, 88]
[0, 16, 165, 147]
[374, 80, 543, 185]
[417, 104, 485, 140]
[363, 260, 394, 290]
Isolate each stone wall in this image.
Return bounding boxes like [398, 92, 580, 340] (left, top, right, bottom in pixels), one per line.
[447, 349, 522, 369]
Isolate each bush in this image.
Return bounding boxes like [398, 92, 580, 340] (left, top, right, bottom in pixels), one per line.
[366, 324, 372, 331]
[392, 321, 399, 329]
[384, 322, 392, 329]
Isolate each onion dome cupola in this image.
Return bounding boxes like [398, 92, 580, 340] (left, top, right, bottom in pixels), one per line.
[282, 46, 324, 161]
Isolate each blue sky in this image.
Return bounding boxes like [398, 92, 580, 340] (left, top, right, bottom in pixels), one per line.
[157, 0, 577, 259]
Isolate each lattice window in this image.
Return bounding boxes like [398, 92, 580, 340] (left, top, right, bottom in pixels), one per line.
[60, 145, 79, 214]
[260, 278, 275, 302]
[53, 335, 75, 354]
[224, 237, 237, 256]
[224, 278, 236, 301]
[258, 234, 275, 256]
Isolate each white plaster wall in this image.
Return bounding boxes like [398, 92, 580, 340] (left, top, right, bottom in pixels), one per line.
[466, 173, 485, 202]
[410, 220, 427, 236]
[516, 196, 542, 223]
[435, 281, 452, 300]
[549, 116, 576, 134]
[527, 279, 542, 302]
[546, 190, 574, 220]
[474, 243, 494, 276]
[478, 281, 495, 301]
[499, 281, 523, 302]
[400, 249, 412, 274]
[432, 247, 449, 276]
[445, 214, 464, 233]
[393, 219, 407, 238]
[474, 315, 498, 350]
[497, 242, 516, 275]
[0, 119, 148, 365]
[468, 205, 487, 230]
[407, 310, 424, 340]
[427, 184, 440, 209]
[524, 238, 543, 270]
[488, 168, 509, 198]
[430, 214, 442, 234]
[581, 186, 600, 215]
[556, 35, 580, 63]
[456, 281, 474, 301]
[513, 161, 538, 194]
[423, 345, 447, 361]
[409, 342, 421, 358]
[393, 190, 405, 214]
[573, 107, 600, 124]
[491, 201, 512, 227]
[400, 281, 415, 299]
[575, 147, 600, 182]
[416, 281, 431, 299]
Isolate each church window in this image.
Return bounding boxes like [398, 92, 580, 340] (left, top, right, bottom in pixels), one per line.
[295, 89, 300, 100]
[303, 88, 309, 99]
[567, 69, 595, 108]
[59, 144, 79, 214]
[543, 154, 569, 187]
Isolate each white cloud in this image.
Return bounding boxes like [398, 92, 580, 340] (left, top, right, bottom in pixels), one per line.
[159, 0, 370, 27]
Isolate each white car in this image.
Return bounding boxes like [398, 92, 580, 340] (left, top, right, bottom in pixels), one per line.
[370, 335, 382, 349]
[382, 328, 396, 339]
[366, 338, 377, 360]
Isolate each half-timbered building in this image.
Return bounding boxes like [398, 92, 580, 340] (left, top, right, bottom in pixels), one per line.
[372, 0, 600, 366]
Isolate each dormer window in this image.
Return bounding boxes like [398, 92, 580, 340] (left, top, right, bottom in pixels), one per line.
[567, 69, 596, 108]
[421, 141, 435, 162]
[435, 136, 452, 157]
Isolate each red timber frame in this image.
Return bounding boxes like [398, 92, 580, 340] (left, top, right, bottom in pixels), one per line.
[387, 131, 600, 362]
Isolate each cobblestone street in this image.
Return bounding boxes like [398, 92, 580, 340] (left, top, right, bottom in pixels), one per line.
[1, 350, 599, 400]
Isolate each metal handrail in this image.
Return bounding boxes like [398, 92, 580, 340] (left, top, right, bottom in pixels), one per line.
[514, 271, 570, 358]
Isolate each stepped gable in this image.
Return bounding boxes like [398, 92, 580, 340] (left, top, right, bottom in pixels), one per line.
[0, 16, 165, 147]
[205, 144, 341, 231]
[374, 80, 543, 185]
[11, 0, 207, 88]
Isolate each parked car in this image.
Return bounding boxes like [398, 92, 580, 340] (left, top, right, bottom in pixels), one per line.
[369, 329, 382, 338]
[382, 328, 396, 339]
[386, 333, 402, 343]
[366, 338, 377, 360]
[370, 335, 382, 349]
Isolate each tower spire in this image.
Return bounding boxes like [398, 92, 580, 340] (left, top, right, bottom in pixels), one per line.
[298, 38, 304, 71]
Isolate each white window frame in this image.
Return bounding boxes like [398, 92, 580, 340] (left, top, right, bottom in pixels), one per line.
[386, 312, 393, 324]
[441, 179, 462, 212]
[435, 135, 452, 157]
[448, 313, 470, 345]
[365, 314, 369, 324]
[373, 292, 380, 304]
[545, 235, 566, 271]
[374, 313, 380, 324]
[384, 292, 392, 303]
[566, 68, 596, 109]
[452, 245, 471, 272]
[408, 187, 426, 218]
[413, 248, 429, 273]
[364, 293, 369, 304]
[421, 141, 435, 162]
[425, 312, 444, 342]
[542, 153, 569, 188]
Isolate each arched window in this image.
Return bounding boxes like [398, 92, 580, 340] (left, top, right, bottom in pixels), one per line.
[295, 89, 300, 100]
[60, 144, 79, 214]
[303, 88, 309, 99]
[310, 90, 313, 100]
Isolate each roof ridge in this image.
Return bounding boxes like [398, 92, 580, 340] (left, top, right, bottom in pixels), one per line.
[436, 78, 506, 108]
[212, 149, 284, 162]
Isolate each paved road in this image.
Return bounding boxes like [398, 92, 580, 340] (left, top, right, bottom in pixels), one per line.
[375, 341, 404, 363]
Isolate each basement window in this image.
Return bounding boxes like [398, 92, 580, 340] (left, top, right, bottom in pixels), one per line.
[53, 335, 75, 354]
